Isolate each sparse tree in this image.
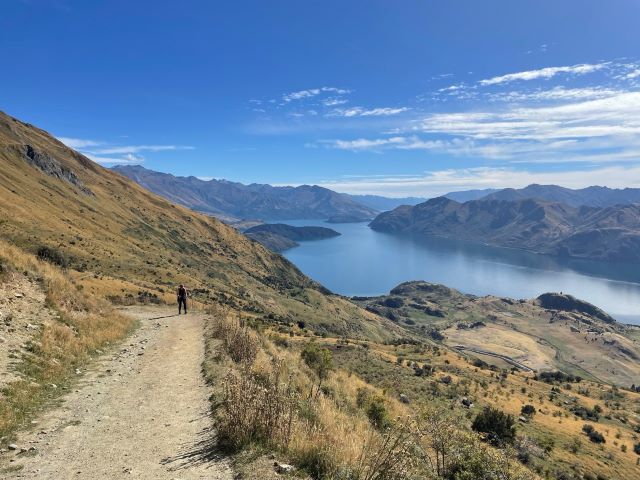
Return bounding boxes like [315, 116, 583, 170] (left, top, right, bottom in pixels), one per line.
[301, 341, 334, 398]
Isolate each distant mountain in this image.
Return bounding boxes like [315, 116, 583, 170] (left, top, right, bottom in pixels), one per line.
[443, 188, 500, 202]
[112, 165, 377, 222]
[244, 223, 340, 252]
[481, 184, 640, 208]
[369, 196, 640, 263]
[343, 194, 427, 211]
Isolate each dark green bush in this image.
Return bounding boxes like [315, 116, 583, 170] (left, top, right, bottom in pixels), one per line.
[471, 406, 516, 446]
[521, 404, 536, 416]
[37, 245, 69, 268]
[587, 430, 605, 443]
[366, 396, 390, 430]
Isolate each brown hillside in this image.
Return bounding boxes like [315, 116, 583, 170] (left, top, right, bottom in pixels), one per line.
[0, 111, 399, 341]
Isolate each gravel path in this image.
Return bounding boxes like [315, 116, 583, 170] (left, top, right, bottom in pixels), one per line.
[1, 306, 233, 479]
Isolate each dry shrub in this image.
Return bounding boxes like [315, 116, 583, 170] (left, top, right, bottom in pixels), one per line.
[288, 395, 371, 478]
[208, 307, 536, 480]
[211, 314, 260, 365]
[354, 417, 423, 480]
[217, 359, 296, 451]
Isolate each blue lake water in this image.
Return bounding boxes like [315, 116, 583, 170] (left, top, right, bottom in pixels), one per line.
[281, 220, 640, 325]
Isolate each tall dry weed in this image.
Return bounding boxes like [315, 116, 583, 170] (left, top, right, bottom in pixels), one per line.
[217, 359, 297, 451]
[211, 314, 260, 365]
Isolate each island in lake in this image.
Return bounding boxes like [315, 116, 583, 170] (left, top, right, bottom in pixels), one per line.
[244, 223, 341, 252]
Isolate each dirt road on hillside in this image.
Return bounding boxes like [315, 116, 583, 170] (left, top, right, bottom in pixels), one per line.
[1, 307, 233, 480]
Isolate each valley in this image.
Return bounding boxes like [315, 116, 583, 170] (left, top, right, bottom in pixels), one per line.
[1, 110, 639, 480]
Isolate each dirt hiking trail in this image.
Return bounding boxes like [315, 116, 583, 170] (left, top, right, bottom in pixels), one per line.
[2, 306, 233, 479]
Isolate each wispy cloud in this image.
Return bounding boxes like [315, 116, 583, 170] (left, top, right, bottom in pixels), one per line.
[282, 86, 350, 102]
[326, 107, 410, 118]
[322, 97, 349, 107]
[418, 91, 640, 142]
[321, 137, 408, 151]
[487, 86, 621, 103]
[57, 137, 103, 149]
[479, 62, 607, 86]
[90, 145, 194, 155]
[321, 89, 640, 164]
[57, 137, 194, 165]
[82, 153, 144, 165]
[621, 69, 640, 80]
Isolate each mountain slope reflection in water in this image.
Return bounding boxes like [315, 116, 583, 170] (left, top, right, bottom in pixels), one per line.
[282, 220, 640, 325]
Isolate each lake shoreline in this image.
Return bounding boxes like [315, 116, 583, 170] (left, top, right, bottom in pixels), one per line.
[282, 220, 640, 325]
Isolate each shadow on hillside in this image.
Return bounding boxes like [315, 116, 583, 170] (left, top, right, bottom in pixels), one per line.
[160, 423, 230, 471]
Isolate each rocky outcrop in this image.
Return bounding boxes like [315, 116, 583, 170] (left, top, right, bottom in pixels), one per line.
[9, 144, 92, 195]
[536, 293, 615, 324]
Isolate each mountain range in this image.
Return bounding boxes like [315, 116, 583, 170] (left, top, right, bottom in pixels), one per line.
[458, 184, 640, 208]
[112, 165, 377, 222]
[342, 194, 427, 211]
[444, 188, 501, 202]
[369, 196, 640, 263]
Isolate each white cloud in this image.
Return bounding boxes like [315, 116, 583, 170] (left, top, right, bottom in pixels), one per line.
[327, 106, 410, 117]
[323, 137, 408, 151]
[487, 86, 621, 103]
[320, 89, 640, 164]
[282, 86, 351, 102]
[90, 145, 194, 155]
[479, 63, 607, 86]
[418, 91, 640, 142]
[56, 137, 103, 149]
[322, 97, 349, 107]
[57, 137, 194, 165]
[622, 69, 640, 80]
[83, 153, 143, 165]
[438, 84, 465, 92]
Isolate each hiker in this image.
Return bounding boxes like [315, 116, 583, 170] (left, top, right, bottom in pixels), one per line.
[177, 284, 188, 314]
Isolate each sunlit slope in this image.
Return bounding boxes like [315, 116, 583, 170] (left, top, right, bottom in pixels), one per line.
[0, 111, 400, 341]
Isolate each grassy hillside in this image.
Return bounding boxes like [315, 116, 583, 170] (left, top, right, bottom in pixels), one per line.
[0, 239, 133, 442]
[0, 110, 400, 342]
[353, 281, 640, 386]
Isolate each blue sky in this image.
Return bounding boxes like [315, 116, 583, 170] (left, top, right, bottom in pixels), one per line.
[2, 0, 640, 197]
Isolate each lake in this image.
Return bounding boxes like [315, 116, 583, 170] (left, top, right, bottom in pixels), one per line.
[281, 220, 640, 325]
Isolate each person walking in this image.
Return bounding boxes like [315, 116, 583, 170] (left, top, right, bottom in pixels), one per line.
[177, 284, 188, 314]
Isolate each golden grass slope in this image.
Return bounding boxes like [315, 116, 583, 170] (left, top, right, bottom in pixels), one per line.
[0, 110, 401, 342]
[0, 239, 133, 442]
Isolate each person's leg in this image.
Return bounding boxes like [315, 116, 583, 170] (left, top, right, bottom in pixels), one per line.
[184, 298, 187, 314]
[178, 298, 183, 314]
